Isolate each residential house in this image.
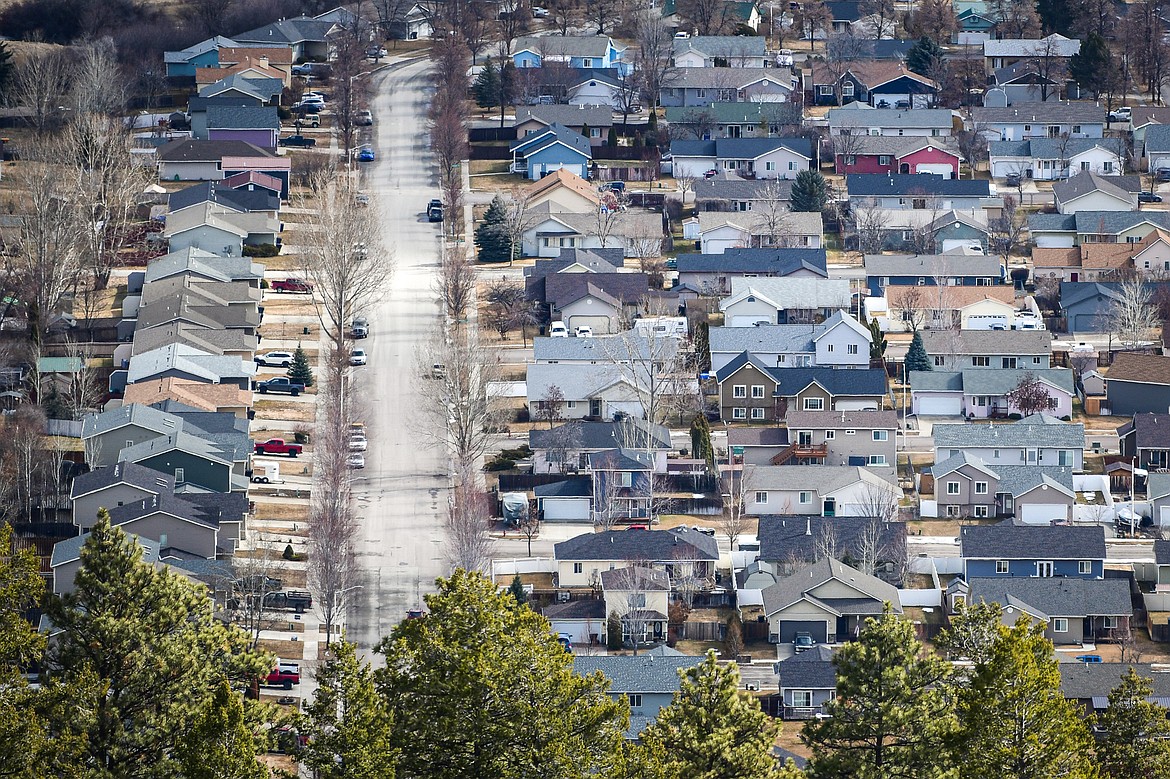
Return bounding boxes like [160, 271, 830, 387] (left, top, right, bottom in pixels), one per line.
[708, 311, 873, 372]
[834, 136, 961, 178]
[728, 427, 791, 465]
[401, 3, 433, 39]
[715, 355, 889, 422]
[553, 527, 719, 588]
[70, 461, 176, 530]
[525, 363, 648, 420]
[1144, 124, 1170, 173]
[929, 211, 992, 252]
[669, 137, 814, 180]
[198, 73, 283, 104]
[137, 276, 262, 331]
[563, 68, 625, 108]
[541, 272, 650, 332]
[509, 123, 593, 180]
[1053, 172, 1141, 214]
[719, 277, 852, 326]
[782, 410, 898, 467]
[1060, 663, 1170, 711]
[51, 533, 162, 595]
[746, 465, 900, 516]
[168, 182, 280, 220]
[574, 651, 704, 737]
[1059, 281, 1126, 330]
[218, 46, 294, 79]
[864, 251, 1005, 295]
[1029, 211, 1170, 248]
[970, 104, 1105, 142]
[826, 106, 955, 137]
[164, 36, 238, 78]
[511, 36, 624, 71]
[164, 202, 281, 255]
[761, 557, 902, 643]
[960, 576, 1132, 645]
[909, 367, 1075, 418]
[756, 514, 907, 576]
[126, 344, 255, 389]
[1119, 413, 1170, 470]
[522, 250, 625, 300]
[123, 377, 253, 417]
[674, 247, 827, 295]
[200, 105, 280, 149]
[107, 493, 222, 558]
[79, 403, 244, 470]
[195, 58, 289, 91]
[528, 419, 672, 474]
[776, 646, 837, 719]
[988, 138, 1124, 181]
[957, 4, 996, 41]
[691, 174, 794, 213]
[129, 320, 258, 361]
[1131, 106, 1170, 146]
[116, 429, 242, 493]
[522, 168, 602, 213]
[229, 15, 337, 61]
[531, 478, 594, 523]
[920, 329, 1054, 372]
[671, 36, 767, 68]
[219, 170, 283, 199]
[930, 453, 1075, 521]
[881, 285, 1017, 331]
[958, 522, 1105, 578]
[985, 61, 1064, 105]
[804, 60, 939, 108]
[663, 103, 803, 140]
[520, 206, 664, 258]
[658, 68, 795, 108]
[600, 566, 671, 645]
[687, 210, 824, 253]
[532, 333, 671, 366]
[1106, 353, 1170, 415]
[157, 139, 290, 197]
[846, 173, 993, 211]
[514, 105, 613, 146]
[983, 34, 1080, 71]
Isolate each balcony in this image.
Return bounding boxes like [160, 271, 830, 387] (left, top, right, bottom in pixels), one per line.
[771, 443, 829, 466]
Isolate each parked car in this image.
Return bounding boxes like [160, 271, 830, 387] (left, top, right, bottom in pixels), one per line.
[1157, 167, 1170, 182]
[270, 278, 313, 293]
[357, 147, 375, 162]
[296, 98, 325, 111]
[254, 438, 303, 456]
[292, 64, 313, 76]
[347, 452, 366, 468]
[301, 113, 321, 127]
[355, 192, 370, 207]
[367, 46, 387, 57]
[264, 590, 313, 612]
[350, 348, 368, 365]
[1108, 106, 1132, 122]
[703, 168, 718, 178]
[549, 321, 569, 338]
[1004, 172, 1022, 187]
[354, 109, 373, 126]
[575, 325, 593, 337]
[349, 435, 368, 452]
[279, 135, 317, 147]
[533, 5, 550, 15]
[255, 351, 295, 367]
[256, 378, 304, 396]
[793, 632, 816, 653]
[351, 316, 369, 338]
[427, 198, 443, 222]
[266, 662, 301, 689]
[1075, 654, 1103, 663]
[1140, 191, 1163, 203]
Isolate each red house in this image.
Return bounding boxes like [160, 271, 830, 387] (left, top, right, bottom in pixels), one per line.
[835, 136, 961, 178]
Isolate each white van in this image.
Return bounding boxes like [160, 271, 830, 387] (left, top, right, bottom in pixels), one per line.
[549, 321, 569, 337]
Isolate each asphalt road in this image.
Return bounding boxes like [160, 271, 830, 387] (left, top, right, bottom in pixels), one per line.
[346, 57, 450, 655]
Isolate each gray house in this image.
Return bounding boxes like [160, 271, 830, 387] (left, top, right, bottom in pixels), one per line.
[51, 532, 161, 595]
[960, 576, 1131, 645]
[1119, 413, 1170, 470]
[776, 646, 837, 719]
[692, 175, 796, 214]
[932, 414, 1084, 470]
[70, 461, 175, 530]
[107, 493, 220, 558]
[574, 650, 704, 737]
[675, 247, 827, 296]
[126, 345, 255, 389]
[783, 409, 898, 467]
[920, 329, 1053, 372]
[659, 67, 794, 108]
[118, 430, 244, 493]
[757, 514, 907, 577]
[1105, 353, 1170, 416]
[143, 247, 266, 287]
[930, 452, 1075, 522]
[82, 404, 202, 468]
[708, 311, 873, 373]
[761, 557, 902, 644]
[528, 419, 672, 474]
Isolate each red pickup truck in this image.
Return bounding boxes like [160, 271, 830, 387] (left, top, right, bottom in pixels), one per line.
[254, 438, 303, 457]
[266, 663, 301, 688]
[270, 278, 313, 293]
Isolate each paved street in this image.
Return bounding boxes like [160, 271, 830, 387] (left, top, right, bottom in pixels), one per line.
[346, 57, 450, 655]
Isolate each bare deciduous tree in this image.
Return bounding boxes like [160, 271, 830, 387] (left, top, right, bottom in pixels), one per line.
[719, 463, 755, 551]
[445, 483, 495, 572]
[607, 563, 659, 654]
[1108, 276, 1158, 347]
[435, 247, 476, 323]
[853, 204, 890, 254]
[634, 15, 677, 109]
[1005, 372, 1053, 416]
[535, 384, 566, 428]
[814, 522, 841, 562]
[12, 49, 72, 135]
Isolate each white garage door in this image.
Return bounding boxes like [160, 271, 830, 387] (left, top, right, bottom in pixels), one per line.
[1020, 503, 1066, 524]
[1160, 505, 1170, 527]
[916, 163, 954, 179]
[542, 497, 591, 521]
[567, 315, 613, 334]
[550, 619, 594, 644]
[916, 395, 962, 415]
[834, 399, 879, 411]
[731, 316, 773, 327]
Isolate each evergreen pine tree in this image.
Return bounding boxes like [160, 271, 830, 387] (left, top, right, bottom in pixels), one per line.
[287, 343, 314, 387]
[692, 321, 711, 372]
[955, 618, 1097, 779]
[936, 600, 1001, 663]
[1097, 667, 1170, 779]
[474, 195, 512, 263]
[580, 122, 591, 140]
[0, 42, 13, 102]
[640, 651, 782, 779]
[905, 330, 932, 372]
[473, 58, 501, 110]
[508, 574, 528, 605]
[607, 126, 618, 147]
[179, 681, 267, 779]
[607, 611, 623, 650]
[689, 414, 714, 466]
[790, 169, 829, 212]
[804, 608, 957, 779]
[647, 109, 658, 133]
[1068, 33, 1114, 98]
[905, 37, 944, 77]
[866, 314, 888, 363]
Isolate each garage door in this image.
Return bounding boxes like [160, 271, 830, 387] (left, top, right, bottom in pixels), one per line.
[835, 399, 879, 411]
[1020, 503, 1067, 524]
[917, 395, 962, 415]
[567, 315, 613, 334]
[731, 315, 773, 327]
[916, 163, 953, 178]
[1073, 314, 1106, 333]
[779, 620, 828, 644]
[549, 619, 598, 644]
[1161, 505, 1170, 527]
[542, 497, 590, 521]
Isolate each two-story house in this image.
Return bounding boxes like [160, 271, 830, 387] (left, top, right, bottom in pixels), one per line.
[514, 105, 614, 147]
[783, 410, 898, 467]
[970, 103, 1104, 142]
[675, 247, 827, 296]
[664, 102, 803, 140]
[988, 138, 1124, 181]
[671, 36, 767, 68]
[553, 528, 720, 589]
[776, 646, 838, 719]
[827, 106, 955, 138]
[511, 35, 624, 71]
[846, 173, 993, 212]
[930, 455, 1076, 521]
[708, 311, 873, 372]
[719, 278, 852, 326]
[691, 175, 795, 214]
[746, 465, 901, 516]
[920, 329, 1053, 371]
[933, 414, 1083, 469]
[600, 566, 671, 646]
[834, 136, 961, 178]
[865, 251, 1005, 295]
[805, 60, 939, 108]
[528, 419, 672, 474]
[70, 461, 176, 530]
[589, 449, 656, 524]
[670, 137, 814, 180]
[716, 356, 889, 422]
[1119, 412, 1170, 470]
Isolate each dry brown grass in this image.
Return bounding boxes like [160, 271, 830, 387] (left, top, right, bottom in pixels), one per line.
[253, 503, 311, 522]
[259, 638, 304, 660]
[253, 399, 316, 423]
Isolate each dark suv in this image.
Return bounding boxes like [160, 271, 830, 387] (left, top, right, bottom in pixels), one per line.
[427, 199, 444, 222]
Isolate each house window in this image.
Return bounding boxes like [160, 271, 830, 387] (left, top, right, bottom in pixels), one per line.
[799, 491, 812, 504]
[873, 430, 889, 441]
[733, 407, 747, 419]
[819, 86, 833, 95]
[696, 89, 706, 98]
[996, 560, 1009, 574]
[1103, 616, 1119, 629]
[617, 472, 633, 488]
[1002, 357, 1017, 369]
[1078, 560, 1092, 574]
[827, 344, 835, 352]
[765, 161, 776, 171]
[1080, 161, 1091, 171]
[792, 690, 814, 707]
[1024, 124, 1032, 132]
[590, 128, 601, 138]
[974, 505, 989, 517]
[847, 344, 859, 354]
[845, 429, 856, 436]
[752, 385, 765, 398]
[789, 161, 798, 171]
[842, 82, 855, 96]
[1052, 618, 1068, 633]
[825, 430, 836, 439]
[946, 481, 960, 495]
[582, 58, 593, 67]
[946, 505, 961, 517]
[733, 385, 747, 398]
[1104, 161, 1114, 173]
[1037, 561, 1054, 577]
[917, 277, 926, 285]
[755, 491, 768, 504]
[566, 401, 576, 408]
[574, 562, 583, 573]
[174, 468, 185, 483]
[804, 398, 825, 410]
[934, 356, 945, 367]
[868, 454, 887, 465]
[844, 155, 857, 165]
[975, 481, 988, 495]
[751, 407, 766, 419]
[1073, 125, 1082, 134]
[878, 155, 891, 165]
[628, 693, 642, 708]
[973, 356, 990, 367]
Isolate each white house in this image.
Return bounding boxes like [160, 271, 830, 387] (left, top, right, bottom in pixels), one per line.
[671, 36, 767, 68]
[988, 138, 1124, 181]
[566, 71, 624, 108]
[1052, 172, 1140, 214]
[827, 106, 955, 137]
[708, 311, 872, 371]
[520, 208, 664, 259]
[719, 277, 852, 326]
[685, 210, 823, 254]
[526, 363, 647, 420]
[745, 465, 902, 516]
[669, 137, 814, 180]
[970, 104, 1105, 142]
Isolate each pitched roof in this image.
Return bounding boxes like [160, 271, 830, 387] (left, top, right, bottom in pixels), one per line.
[123, 377, 253, 413]
[515, 104, 614, 129]
[750, 464, 899, 493]
[524, 250, 624, 281]
[217, 46, 294, 66]
[886, 284, 1016, 309]
[205, 104, 279, 131]
[117, 429, 233, 467]
[1032, 247, 1081, 268]
[667, 66, 794, 90]
[959, 523, 1106, 559]
[126, 344, 255, 384]
[727, 427, 789, 447]
[543, 271, 650, 308]
[1119, 412, 1170, 451]
[526, 362, 643, 403]
[70, 461, 175, 500]
[967, 576, 1131, 618]
[107, 492, 217, 531]
[541, 597, 607, 619]
[528, 207, 662, 240]
[573, 654, 703, 693]
[837, 135, 960, 159]
[785, 409, 898, 429]
[532, 333, 674, 363]
[721, 277, 852, 311]
[1107, 352, 1170, 385]
[1052, 172, 1142, 205]
[664, 102, 802, 126]
[220, 170, 284, 193]
[972, 103, 1104, 125]
[808, 59, 937, 91]
[164, 36, 239, 64]
[757, 515, 906, 565]
[198, 73, 283, 100]
[696, 209, 823, 238]
[982, 33, 1080, 58]
[1131, 106, 1170, 130]
[168, 181, 279, 214]
[600, 565, 670, 591]
[865, 252, 1001, 278]
[933, 415, 1081, 450]
[989, 137, 1124, 161]
[232, 15, 336, 45]
[529, 419, 672, 451]
[690, 175, 794, 203]
[919, 328, 1052, 356]
[670, 136, 814, 161]
[512, 35, 617, 58]
[715, 355, 889, 396]
[554, 528, 720, 561]
[1079, 243, 1135, 270]
[846, 173, 990, 197]
[522, 168, 602, 206]
[710, 323, 825, 355]
[828, 107, 954, 130]
[777, 645, 838, 689]
[959, 367, 1075, 396]
[157, 139, 275, 162]
[52, 531, 161, 568]
[991, 464, 1075, 498]
[671, 35, 767, 58]
[533, 478, 593, 498]
[675, 247, 826, 276]
[761, 557, 902, 616]
[1060, 663, 1170, 701]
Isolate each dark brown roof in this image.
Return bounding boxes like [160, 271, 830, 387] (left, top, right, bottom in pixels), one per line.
[157, 139, 275, 162]
[1107, 352, 1170, 385]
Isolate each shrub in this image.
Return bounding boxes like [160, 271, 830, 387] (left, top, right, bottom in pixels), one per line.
[278, 106, 292, 121]
[1060, 415, 1072, 421]
[607, 611, 623, 651]
[283, 544, 295, 560]
[244, 243, 280, 257]
[260, 278, 270, 289]
[1008, 413, 1023, 420]
[484, 457, 515, 471]
[293, 430, 310, 444]
[514, 408, 530, 423]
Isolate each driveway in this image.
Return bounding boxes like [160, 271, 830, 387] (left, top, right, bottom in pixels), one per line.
[346, 57, 451, 656]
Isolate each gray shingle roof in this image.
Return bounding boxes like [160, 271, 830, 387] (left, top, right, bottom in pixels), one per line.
[847, 173, 990, 197]
[1060, 663, 1170, 700]
[529, 419, 671, 451]
[959, 523, 1106, 559]
[751, 464, 898, 493]
[723, 277, 851, 311]
[762, 557, 901, 616]
[1052, 172, 1142, 204]
[676, 247, 827, 276]
[971, 102, 1102, 125]
[600, 565, 670, 590]
[52, 531, 161, 568]
[967, 576, 1131, 618]
[1074, 210, 1170, 236]
[990, 465, 1075, 498]
[714, 354, 889, 396]
[757, 515, 905, 565]
[206, 104, 279, 130]
[533, 478, 593, 498]
[554, 528, 720, 561]
[145, 248, 265, 284]
[512, 35, 617, 58]
[666, 67, 793, 90]
[573, 654, 703, 693]
[865, 252, 1002, 278]
[1145, 124, 1170, 153]
[70, 461, 174, 500]
[117, 430, 234, 467]
[542, 598, 607, 619]
[908, 370, 964, 392]
[126, 344, 254, 384]
[785, 409, 898, 429]
[232, 16, 335, 45]
[157, 139, 274, 162]
[108, 492, 216, 530]
[1028, 213, 1078, 232]
[672, 35, 767, 58]
[515, 104, 614, 129]
[532, 334, 676, 363]
[510, 122, 593, 157]
[690, 176, 794, 202]
[199, 74, 283, 100]
[932, 415, 1083, 449]
[168, 182, 279, 214]
[989, 137, 1124, 160]
[959, 367, 1075, 396]
[83, 403, 185, 438]
[543, 272, 650, 307]
[710, 323, 825, 355]
[777, 645, 838, 689]
[1122, 413, 1170, 452]
[828, 107, 954, 130]
[919, 329, 1052, 356]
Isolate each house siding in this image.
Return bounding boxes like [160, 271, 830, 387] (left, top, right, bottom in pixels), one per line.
[117, 513, 218, 558]
[524, 145, 591, 181]
[814, 323, 872, 367]
[91, 427, 166, 468]
[935, 463, 998, 515]
[74, 485, 157, 530]
[1107, 380, 1170, 416]
[207, 128, 278, 148]
[965, 558, 1103, 578]
[794, 427, 897, 465]
[720, 363, 779, 421]
[167, 225, 245, 256]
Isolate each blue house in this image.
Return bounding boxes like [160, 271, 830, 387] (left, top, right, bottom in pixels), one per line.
[959, 524, 1106, 580]
[864, 251, 1005, 295]
[511, 35, 625, 73]
[164, 36, 238, 78]
[509, 123, 593, 181]
[589, 449, 654, 524]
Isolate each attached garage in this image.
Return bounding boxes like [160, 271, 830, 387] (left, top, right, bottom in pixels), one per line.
[566, 314, 613, 334]
[776, 619, 829, 644]
[834, 398, 880, 411]
[731, 315, 774, 327]
[535, 480, 592, 522]
[544, 599, 606, 645]
[1019, 503, 1070, 524]
[915, 394, 963, 416]
[915, 163, 954, 178]
[1072, 314, 1108, 333]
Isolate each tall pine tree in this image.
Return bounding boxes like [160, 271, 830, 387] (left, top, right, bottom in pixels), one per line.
[905, 37, 945, 77]
[473, 58, 502, 110]
[178, 681, 268, 779]
[689, 414, 714, 466]
[474, 195, 512, 263]
[1068, 33, 1114, 98]
[905, 330, 932, 372]
[1096, 667, 1170, 779]
[790, 169, 829, 212]
[804, 608, 956, 779]
[287, 343, 315, 387]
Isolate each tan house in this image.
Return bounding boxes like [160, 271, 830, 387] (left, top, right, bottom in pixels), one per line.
[524, 168, 602, 213]
[714, 353, 888, 423]
[123, 377, 253, 417]
[601, 566, 671, 646]
[1033, 230, 1170, 281]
